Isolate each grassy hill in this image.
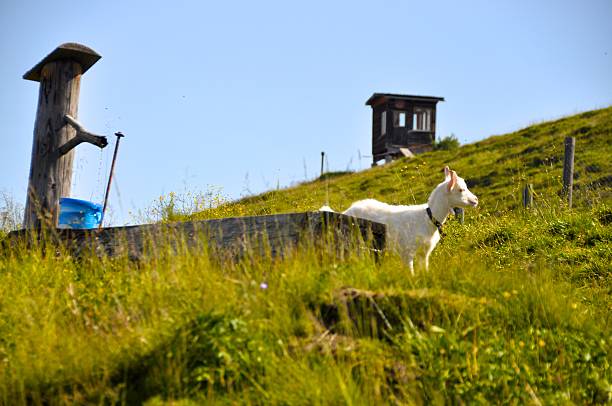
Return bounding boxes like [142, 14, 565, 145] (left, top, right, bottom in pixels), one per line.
[170, 107, 611, 221]
[0, 108, 611, 404]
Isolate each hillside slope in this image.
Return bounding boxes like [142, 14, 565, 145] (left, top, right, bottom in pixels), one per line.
[184, 106, 611, 220]
[1, 108, 610, 404]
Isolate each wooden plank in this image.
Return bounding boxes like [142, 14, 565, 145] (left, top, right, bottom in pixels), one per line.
[6, 212, 386, 261]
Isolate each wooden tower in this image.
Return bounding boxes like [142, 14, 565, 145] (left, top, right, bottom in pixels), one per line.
[366, 93, 444, 165]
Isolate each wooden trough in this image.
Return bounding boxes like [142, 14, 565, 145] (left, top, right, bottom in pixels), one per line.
[11, 44, 386, 262]
[6, 212, 385, 261]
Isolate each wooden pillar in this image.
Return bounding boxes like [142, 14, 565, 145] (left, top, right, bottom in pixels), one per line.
[320, 151, 325, 177]
[522, 184, 534, 209]
[23, 43, 106, 229]
[563, 137, 575, 209]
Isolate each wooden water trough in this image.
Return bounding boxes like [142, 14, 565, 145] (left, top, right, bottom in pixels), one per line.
[6, 212, 386, 261]
[11, 43, 386, 260]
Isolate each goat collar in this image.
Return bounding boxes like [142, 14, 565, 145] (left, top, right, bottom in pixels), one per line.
[426, 207, 445, 236]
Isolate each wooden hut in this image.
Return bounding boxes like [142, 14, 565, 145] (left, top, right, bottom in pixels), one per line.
[366, 93, 444, 165]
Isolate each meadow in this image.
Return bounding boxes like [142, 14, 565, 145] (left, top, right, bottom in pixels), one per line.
[0, 107, 610, 404]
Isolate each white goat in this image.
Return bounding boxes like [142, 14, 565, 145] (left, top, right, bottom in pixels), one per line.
[335, 166, 478, 274]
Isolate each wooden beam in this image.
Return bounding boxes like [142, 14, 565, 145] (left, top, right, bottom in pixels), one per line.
[58, 115, 108, 156]
[6, 212, 386, 261]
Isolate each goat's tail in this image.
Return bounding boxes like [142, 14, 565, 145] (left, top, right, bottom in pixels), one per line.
[318, 205, 335, 213]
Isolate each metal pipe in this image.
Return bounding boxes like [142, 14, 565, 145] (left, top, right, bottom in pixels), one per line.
[99, 132, 125, 229]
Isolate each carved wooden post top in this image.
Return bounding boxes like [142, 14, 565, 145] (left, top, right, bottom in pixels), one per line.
[23, 42, 101, 82]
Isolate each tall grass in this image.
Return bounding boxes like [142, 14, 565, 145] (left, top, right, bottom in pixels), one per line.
[0, 107, 610, 404]
[0, 200, 610, 404]
[0, 191, 23, 236]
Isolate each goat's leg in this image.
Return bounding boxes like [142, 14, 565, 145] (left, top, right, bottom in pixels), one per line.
[400, 250, 415, 275]
[399, 249, 415, 275]
[424, 244, 437, 272]
[407, 256, 415, 275]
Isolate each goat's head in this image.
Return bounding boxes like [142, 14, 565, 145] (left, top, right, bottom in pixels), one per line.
[443, 166, 478, 208]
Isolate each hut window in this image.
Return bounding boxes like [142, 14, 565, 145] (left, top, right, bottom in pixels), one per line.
[394, 111, 406, 127]
[381, 111, 387, 135]
[413, 108, 432, 131]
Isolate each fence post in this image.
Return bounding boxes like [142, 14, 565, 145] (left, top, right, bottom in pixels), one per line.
[320, 151, 325, 177]
[563, 137, 575, 208]
[523, 184, 534, 209]
[454, 207, 464, 224]
[22, 43, 107, 228]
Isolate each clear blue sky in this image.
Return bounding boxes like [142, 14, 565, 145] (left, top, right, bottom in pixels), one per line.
[1, 0, 611, 225]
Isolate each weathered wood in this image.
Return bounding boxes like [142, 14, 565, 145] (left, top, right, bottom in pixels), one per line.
[563, 137, 575, 208]
[24, 60, 82, 228]
[23, 43, 101, 82]
[320, 151, 325, 177]
[23, 43, 104, 229]
[58, 115, 108, 156]
[6, 212, 386, 262]
[367, 94, 444, 164]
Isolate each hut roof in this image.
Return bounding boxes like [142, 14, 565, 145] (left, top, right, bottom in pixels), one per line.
[366, 93, 444, 106]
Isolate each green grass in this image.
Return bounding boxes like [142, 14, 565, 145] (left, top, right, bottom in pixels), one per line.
[0, 107, 611, 404]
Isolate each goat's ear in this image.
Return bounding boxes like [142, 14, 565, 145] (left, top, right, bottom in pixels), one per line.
[447, 170, 458, 192]
[444, 166, 451, 180]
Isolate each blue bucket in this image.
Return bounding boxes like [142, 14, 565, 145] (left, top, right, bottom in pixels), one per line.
[58, 198, 103, 229]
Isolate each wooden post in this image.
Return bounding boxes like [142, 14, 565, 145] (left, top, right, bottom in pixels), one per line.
[453, 207, 464, 224]
[563, 137, 575, 208]
[22, 43, 107, 229]
[320, 151, 325, 177]
[523, 184, 534, 209]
